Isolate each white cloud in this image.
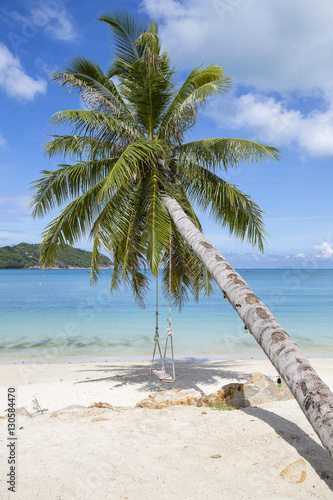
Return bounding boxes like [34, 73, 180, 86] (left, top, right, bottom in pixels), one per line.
[8, 6, 77, 42]
[142, 0, 333, 93]
[43, 9, 77, 41]
[314, 242, 333, 259]
[295, 253, 307, 259]
[206, 91, 333, 157]
[0, 43, 46, 100]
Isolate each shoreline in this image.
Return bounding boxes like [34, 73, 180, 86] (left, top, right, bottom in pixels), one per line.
[0, 348, 332, 365]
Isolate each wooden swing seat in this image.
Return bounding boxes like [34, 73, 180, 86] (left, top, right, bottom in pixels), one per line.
[151, 369, 176, 383]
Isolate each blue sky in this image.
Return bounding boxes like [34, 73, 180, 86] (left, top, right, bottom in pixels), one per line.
[1, 0, 333, 268]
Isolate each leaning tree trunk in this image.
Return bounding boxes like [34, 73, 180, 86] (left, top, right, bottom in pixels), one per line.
[162, 194, 333, 460]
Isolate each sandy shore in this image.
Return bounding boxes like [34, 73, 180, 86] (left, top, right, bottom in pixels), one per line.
[1, 358, 333, 499]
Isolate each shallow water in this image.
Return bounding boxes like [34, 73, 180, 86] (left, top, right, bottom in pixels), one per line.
[0, 269, 332, 361]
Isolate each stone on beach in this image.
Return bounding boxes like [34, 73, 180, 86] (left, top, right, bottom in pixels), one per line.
[136, 373, 293, 409]
[204, 383, 247, 408]
[136, 388, 204, 408]
[88, 402, 113, 409]
[280, 459, 307, 483]
[204, 372, 293, 408]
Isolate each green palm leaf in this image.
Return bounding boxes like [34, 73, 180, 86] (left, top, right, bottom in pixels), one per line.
[177, 138, 280, 171]
[141, 167, 171, 274]
[43, 135, 125, 161]
[30, 159, 117, 217]
[181, 163, 267, 251]
[52, 57, 131, 118]
[38, 179, 107, 267]
[97, 10, 147, 65]
[158, 65, 231, 143]
[50, 109, 139, 143]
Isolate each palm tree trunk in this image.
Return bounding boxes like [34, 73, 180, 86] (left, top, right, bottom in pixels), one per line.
[162, 194, 333, 460]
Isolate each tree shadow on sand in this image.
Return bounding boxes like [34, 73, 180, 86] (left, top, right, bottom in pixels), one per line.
[73, 359, 255, 393]
[243, 406, 333, 491]
[73, 360, 333, 489]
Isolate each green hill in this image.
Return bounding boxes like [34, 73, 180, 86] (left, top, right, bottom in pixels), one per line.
[0, 243, 113, 269]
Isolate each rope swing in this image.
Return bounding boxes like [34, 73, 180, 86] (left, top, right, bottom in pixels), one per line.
[150, 235, 176, 383]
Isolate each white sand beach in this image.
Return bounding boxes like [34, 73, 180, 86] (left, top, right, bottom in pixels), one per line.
[1, 357, 333, 499]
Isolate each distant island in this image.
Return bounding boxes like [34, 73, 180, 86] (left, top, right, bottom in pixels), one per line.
[0, 243, 113, 269]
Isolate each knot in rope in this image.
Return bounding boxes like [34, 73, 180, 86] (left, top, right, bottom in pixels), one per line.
[166, 327, 173, 337]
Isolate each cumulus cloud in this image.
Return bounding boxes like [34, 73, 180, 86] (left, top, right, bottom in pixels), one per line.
[8, 5, 77, 43]
[206, 91, 333, 157]
[313, 242, 333, 259]
[0, 43, 46, 100]
[142, 0, 333, 92]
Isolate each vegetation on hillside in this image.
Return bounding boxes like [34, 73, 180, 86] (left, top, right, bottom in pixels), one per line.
[0, 243, 112, 269]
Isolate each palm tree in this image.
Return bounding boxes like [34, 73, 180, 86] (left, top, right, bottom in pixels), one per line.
[31, 11, 333, 459]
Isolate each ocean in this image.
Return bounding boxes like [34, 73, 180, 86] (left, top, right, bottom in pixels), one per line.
[0, 269, 332, 362]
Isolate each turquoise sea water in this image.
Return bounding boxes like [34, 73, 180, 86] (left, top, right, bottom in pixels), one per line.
[0, 269, 332, 361]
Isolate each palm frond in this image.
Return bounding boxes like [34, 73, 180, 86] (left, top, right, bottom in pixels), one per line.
[51, 58, 131, 118]
[88, 184, 150, 304]
[97, 139, 165, 201]
[135, 19, 161, 54]
[119, 49, 174, 138]
[43, 134, 125, 161]
[97, 10, 147, 64]
[109, 194, 150, 305]
[177, 138, 281, 171]
[141, 167, 171, 274]
[181, 163, 268, 251]
[158, 65, 231, 143]
[30, 159, 117, 218]
[161, 228, 214, 309]
[50, 109, 139, 144]
[38, 180, 107, 267]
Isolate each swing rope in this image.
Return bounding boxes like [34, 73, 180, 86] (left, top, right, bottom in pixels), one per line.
[164, 235, 175, 380]
[150, 235, 176, 382]
[150, 274, 164, 373]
